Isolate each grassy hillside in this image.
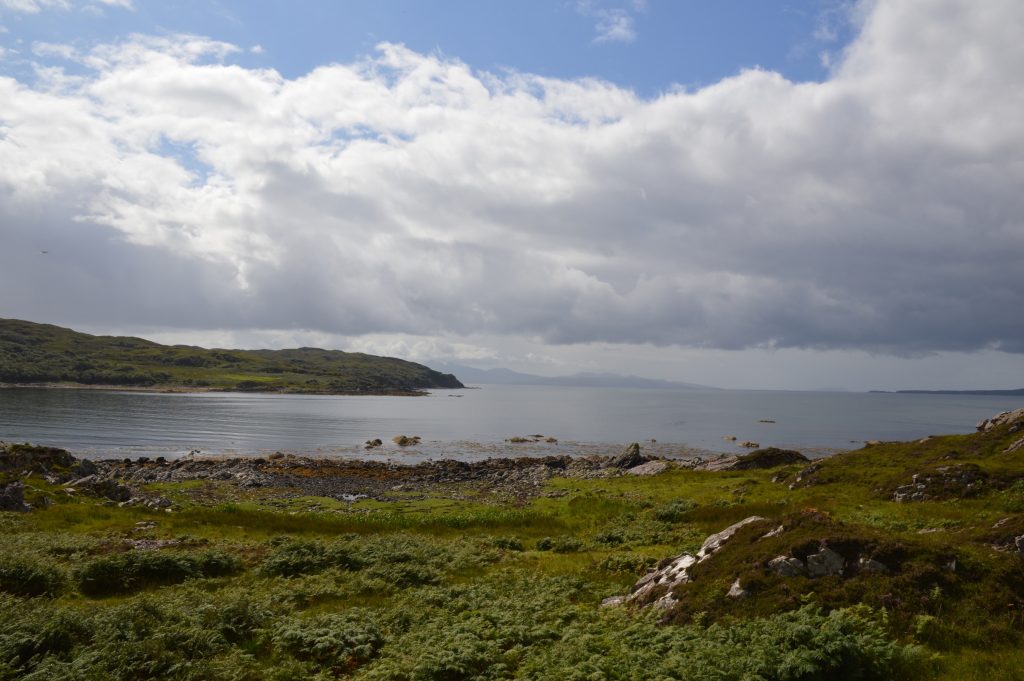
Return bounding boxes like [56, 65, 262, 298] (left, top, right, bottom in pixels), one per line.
[1, 411, 1023, 679]
[0, 318, 462, 394]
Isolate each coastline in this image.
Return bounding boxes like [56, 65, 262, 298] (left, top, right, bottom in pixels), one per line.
[0, 382, 432, 397]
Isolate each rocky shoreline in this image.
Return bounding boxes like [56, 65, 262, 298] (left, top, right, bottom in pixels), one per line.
[0, 440, 812, 509]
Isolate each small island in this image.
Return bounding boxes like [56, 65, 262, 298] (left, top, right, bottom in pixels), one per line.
[0, 319, 463, 395]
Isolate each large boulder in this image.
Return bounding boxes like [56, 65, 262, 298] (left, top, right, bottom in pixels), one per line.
[727, 448, 809, 471]
[608, 443, 648, 469]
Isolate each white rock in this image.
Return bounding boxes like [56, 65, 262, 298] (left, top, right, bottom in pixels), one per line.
[727, 578, 748, 598]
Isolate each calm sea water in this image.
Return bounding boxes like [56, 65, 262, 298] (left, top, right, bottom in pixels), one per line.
[0, 385, 1020, 462]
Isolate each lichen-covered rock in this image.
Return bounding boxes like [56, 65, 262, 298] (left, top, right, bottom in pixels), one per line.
[768, 556, 807, 577]
[806, 547, 845, 577]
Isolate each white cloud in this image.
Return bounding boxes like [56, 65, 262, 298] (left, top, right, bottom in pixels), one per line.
[0, 0, 130, 11]
[250, 44, 264, 55]
[1, 1, 1023, 368]
[576, 1, 639, 44]
[0, 0, 70, 12]
[592, 9, 635, 43]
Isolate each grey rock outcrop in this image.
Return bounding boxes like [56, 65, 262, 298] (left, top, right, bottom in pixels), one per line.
[768, 556, 807, 577]
[625, 460, 668, 476]
[608, 515, 766, 609]
[806, 547, 845, 577]
[893, 463, 989, 502]
[609, 442, 647, 469]
[68, 475, 132, 502]
[977, 409, 1024, 432]
[0, 482, 29, 512]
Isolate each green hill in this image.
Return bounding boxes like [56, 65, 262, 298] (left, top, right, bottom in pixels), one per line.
[0, 319, 463, 394]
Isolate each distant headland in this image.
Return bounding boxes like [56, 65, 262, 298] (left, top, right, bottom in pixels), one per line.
[0, 319, 463, 395]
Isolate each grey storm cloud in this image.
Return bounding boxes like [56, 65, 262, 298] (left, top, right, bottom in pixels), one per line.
[1, 0, 1023, 355]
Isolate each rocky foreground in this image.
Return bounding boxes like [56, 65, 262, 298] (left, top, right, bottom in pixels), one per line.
[1, 409, 1024, 680]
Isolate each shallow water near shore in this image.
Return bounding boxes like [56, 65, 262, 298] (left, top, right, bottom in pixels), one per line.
[0, 384, 1020, 461]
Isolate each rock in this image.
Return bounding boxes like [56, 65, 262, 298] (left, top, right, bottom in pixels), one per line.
[739, 441, 760, 449]
[610, 516, 766, 609]
[365, 439, 384, 449]
[761, 524, 785, 539]
[858, 557, 889, 574]
[768, 556, 807, 577]
[894, 463, 990, 502]
[722, 435, 737, 441]
[727, 448, 809, 471]
[393, 435, 421, 447]
[0, 482, 30, 512]
[268, 452, 285, 460]
[1015, 535, 1024, 554]
[697, 455, 741, 472]
[1005, 437, 1024, 454]
[977, 409, 1024, 432]
[727, 578, 748, 598]
[625, 460, 668, 476]
[70, 475, 132, 502]
[609, 443, 647, 469]
[698, 516, 766, 559]
[600, 595, 626, 607]
[806, 547, 845, 577]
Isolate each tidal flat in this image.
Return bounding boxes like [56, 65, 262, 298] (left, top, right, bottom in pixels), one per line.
[2, 410, 1024, 680]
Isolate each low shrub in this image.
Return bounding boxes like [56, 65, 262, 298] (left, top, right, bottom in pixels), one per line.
[653, 499, 698, 522]
[259, 540, 361, 578]
[0, 556, 67, 597]
[273, 611, 384, 671]
[76, 550, 242, 596]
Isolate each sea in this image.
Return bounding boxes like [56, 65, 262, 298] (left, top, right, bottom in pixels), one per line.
[0, 385, 1020, 462]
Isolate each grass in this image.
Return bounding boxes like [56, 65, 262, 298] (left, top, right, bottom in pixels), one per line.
[2, 416, 1024, 678]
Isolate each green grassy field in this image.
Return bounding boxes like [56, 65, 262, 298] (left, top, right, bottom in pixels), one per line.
[2, 414, 1023, 679]
[0, 318, 462, 394]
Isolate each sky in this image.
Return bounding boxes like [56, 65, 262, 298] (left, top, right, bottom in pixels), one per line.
[0, 0, 1022, 391]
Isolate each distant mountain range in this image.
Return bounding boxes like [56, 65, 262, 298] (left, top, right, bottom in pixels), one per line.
[431, 363, 716, 390]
